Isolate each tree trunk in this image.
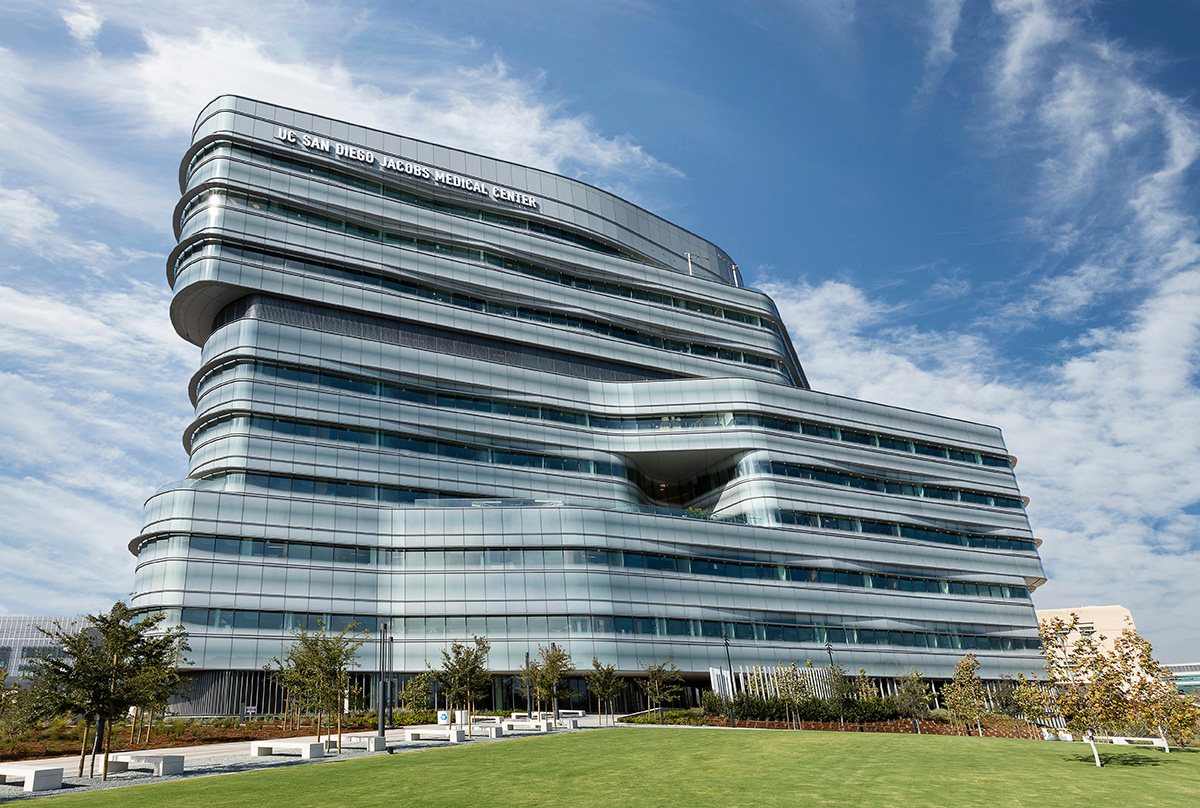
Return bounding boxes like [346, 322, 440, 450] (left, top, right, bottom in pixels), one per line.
[130, 709, 138, 745]
[911, 718, 918, 734]
[976, 718, 983, 737]
[1158, 725, 1170, 753]
[1087, 736, 1102, 767]
[78, 720, 91, 778]
[101, 719, 113, 781]
[336, 704, 342, 755]
[89, 716, 103, 778]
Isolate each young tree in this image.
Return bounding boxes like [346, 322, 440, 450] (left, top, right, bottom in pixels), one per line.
[894, 669, 931, 734]
[1040, 613, 1128, 766]
[992, 675, 1022, 737]
[0, 667, 34, 749]
[941, 653, 986, 737]
[434, 636, 491, 727]
[584, 657, 621, 726]
[530, 644, 573, 725]
[1111, 618, 1199, 749]
[638, 658, 683, 723]
[824, 664, 855, 731]
[25, 603, 190, 779]
[1011, 674, 1049, 740]
[853, 668, 877, 699]
[398, 671, 434, 713]
[270, 620, 365, 754]
[776, 662, 810, 730]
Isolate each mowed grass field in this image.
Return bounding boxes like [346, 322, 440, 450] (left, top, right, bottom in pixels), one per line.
[37, 727, 1200, 808]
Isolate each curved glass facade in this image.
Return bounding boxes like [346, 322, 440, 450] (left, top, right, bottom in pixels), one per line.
[131, 96, 1045, 688]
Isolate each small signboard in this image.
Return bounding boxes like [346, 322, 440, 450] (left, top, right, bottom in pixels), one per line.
[245, 705, 257, 715]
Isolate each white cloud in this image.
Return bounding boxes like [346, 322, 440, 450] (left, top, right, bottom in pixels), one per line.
[913, 0, 966, 108]
[63, 22, 681, 183]
[0, 181, 156, 272]
[992, 0, 1070, 118]
[60, 1, 103, 47]
[979, 1, 1200, 335]
[0, 279, 195, 615]
[766, 264, 1200, 659]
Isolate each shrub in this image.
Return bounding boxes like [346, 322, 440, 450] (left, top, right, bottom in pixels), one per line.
[846, 696, 900, 722]
[619, 710, 712, 726]
[793, 697, 836, 722]
[701, 691, 731, 716]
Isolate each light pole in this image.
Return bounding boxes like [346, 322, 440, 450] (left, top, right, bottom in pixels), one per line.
[524, 651, 532, 717]
[825, 642, 834, 667]
[722, 633, 736, 729]
[372, 621, 388, 751]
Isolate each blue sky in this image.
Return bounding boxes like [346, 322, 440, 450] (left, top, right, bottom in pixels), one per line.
[2, 0, 1199, 661]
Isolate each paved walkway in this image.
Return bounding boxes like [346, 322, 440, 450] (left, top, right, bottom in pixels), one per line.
[0, 717, 605, 802]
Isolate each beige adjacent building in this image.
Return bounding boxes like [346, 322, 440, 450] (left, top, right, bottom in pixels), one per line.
[1036, 605, 1135, 655]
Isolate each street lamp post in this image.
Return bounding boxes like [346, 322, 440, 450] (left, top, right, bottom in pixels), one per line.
[825, 642, 834, 667]
[524, 651, 532, 717]
[371, 621, 388, 751]
[722, 633, 736, 729]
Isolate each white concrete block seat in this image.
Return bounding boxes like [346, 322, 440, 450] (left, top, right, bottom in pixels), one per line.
[469, 725, 505, 738]
[108, 753, 185, 775]
[501, 719, 550, 733]
[403, 727, 465, 743]
[249, 739, 325, 758]
[0, 764, 63, 792]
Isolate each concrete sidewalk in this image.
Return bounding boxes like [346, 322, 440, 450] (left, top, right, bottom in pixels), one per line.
[0, 719, 602, 802]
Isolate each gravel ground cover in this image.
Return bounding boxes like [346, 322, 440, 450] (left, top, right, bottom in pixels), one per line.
[0, 726, 569, 803]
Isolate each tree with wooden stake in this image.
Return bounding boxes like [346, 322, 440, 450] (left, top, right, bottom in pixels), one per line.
[1110, 619, 1199, 750]
[398, 671, 434, 713]
[584, 657, 620, 726]
[1011, 674, 1049, 740]
[894, 669, 931, 734]
[25, 602, 189, 780]
[530, 645, 573, 725]
[638, 658, 683, 724]
[434, 636, 491, 728]
[1039, 613, 1127, 766]
[824, 664, 855, 731]
[941, 653, 987, 737]
[270, 621, 365, 754]
[776, 662, 810, 730]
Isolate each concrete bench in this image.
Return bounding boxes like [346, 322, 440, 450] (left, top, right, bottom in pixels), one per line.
[1096, 735, 1170, 750]
[469, 725, 505, 738]
[510, 712, 529, 719]
[559, 710, 586, 718]
[108, 754, 185, 776]
[474, 716, 502, 725]
[404, 727, 465, 743]
[502, 720, 550, 732]
[250, 740, 325, 758]
[335, 734, 389, 752]
[0, 764, 63, 792]
[557, 718, 579, 730]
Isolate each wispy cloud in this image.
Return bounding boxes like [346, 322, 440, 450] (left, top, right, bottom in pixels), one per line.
[0, 0, 685, 620]
[979, 1, 1200, 334]
[912, 0, 966, 110]
[60, 1, 102, 48]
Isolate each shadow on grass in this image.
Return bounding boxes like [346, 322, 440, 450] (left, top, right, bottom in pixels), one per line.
[1063, 750, 1181, 768]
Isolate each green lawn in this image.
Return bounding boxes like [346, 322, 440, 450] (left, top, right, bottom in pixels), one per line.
[36, 727, 1200, 808]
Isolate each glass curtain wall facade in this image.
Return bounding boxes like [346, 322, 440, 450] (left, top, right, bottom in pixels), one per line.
[132, 96, 1046, 703]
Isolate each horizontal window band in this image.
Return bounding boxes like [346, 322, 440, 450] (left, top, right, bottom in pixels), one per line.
[155, 606, 1042, 653]
[194, 357, 1013, 469]
[135, 534, 1030, 600]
